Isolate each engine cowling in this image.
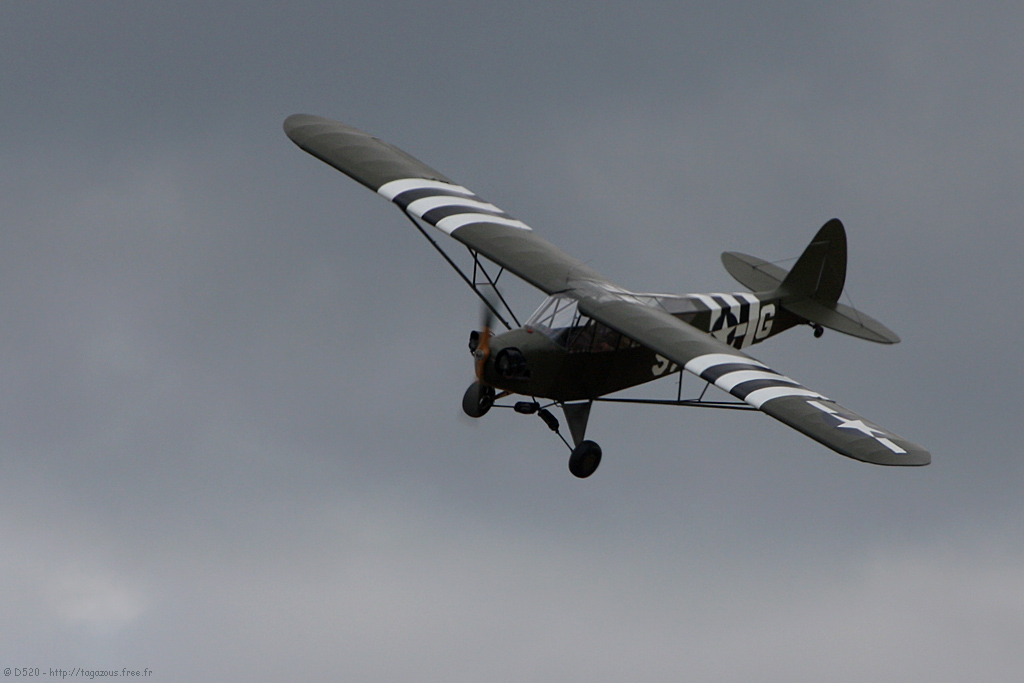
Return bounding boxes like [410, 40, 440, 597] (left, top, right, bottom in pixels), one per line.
[494, 347, 528, 379]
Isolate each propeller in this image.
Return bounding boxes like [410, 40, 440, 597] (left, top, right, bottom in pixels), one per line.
[474, 301, 494, 381]
[462, 301, 498, 419]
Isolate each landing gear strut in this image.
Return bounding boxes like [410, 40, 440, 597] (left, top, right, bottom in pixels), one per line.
[559, 401, 601, 478]
[461, 388, 603, 478]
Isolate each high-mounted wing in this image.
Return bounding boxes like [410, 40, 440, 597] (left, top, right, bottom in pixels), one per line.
[284, 114, 930, 467]
[284, 114, 606, 294]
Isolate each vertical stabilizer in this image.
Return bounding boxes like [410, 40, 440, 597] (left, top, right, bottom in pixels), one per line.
[780, 218, 846, 303]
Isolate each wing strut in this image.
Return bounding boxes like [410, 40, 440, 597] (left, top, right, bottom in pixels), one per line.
[593, 373, 756, 410]
[402, 214, 520, 330]
[470, 250, 521, 328]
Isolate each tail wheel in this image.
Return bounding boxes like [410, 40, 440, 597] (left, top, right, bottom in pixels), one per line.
[568, 440, 602, 478]
[462, 382, 495, 418]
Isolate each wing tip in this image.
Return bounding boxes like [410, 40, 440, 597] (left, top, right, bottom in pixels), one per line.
[283, 112, 323, 138]
[849, 443, 931, 467]
[283, 113, 368, 144]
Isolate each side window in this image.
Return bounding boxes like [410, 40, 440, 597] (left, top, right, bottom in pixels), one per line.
[567, 321, 628, 354]
[566, 319, 596, 353]
[591, 323, 620, 352]
[618, 333, 639, 350]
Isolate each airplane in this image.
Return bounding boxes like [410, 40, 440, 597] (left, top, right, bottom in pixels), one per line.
[283, 114, 930, 478]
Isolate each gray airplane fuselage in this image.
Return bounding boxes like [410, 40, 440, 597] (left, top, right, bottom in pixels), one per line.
[481, 290, 801, 402]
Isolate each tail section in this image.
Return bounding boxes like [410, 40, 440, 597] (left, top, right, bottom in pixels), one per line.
[722, 219, 900, 344]
[779, 219, 846, 303]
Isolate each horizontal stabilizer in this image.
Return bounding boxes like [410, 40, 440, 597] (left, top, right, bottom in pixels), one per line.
[721, 252, 787, 292]
[784, 298, 901, 344]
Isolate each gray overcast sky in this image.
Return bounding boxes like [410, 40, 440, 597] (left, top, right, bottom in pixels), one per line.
[1, 2, 1022, 681]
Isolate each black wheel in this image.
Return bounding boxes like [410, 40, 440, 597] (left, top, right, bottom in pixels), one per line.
[462, 382, 495, 418]
[568, 440, 602, 479]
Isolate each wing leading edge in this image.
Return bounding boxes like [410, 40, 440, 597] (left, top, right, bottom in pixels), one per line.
[284, 114, 930, 467]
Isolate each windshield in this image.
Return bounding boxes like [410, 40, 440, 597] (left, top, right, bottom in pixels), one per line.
[525, 295, 588, 331]
[525, 295, 638, 353]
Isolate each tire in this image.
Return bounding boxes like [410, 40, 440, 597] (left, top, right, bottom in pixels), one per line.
[568, 440, 602, 479]
[462, 382, 495, 418]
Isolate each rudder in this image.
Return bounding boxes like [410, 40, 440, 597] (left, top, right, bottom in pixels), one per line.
[779, 218, 846, 303]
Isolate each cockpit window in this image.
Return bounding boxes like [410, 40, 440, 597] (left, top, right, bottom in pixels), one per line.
[526, 295, 585, 331]
[565, 319, 639, 353]
[526, 295, 639, 353]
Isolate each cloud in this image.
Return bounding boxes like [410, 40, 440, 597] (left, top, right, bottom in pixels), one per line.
[6, 490, 1015, 681]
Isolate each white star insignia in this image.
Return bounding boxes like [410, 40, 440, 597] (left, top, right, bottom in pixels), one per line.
[807, 400, 907, 454]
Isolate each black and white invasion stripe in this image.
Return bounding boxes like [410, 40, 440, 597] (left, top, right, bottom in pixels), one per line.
[690, 292, 767, 349]
[684, 353, 827, 409]
[378, 178, 531, 235]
